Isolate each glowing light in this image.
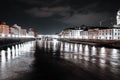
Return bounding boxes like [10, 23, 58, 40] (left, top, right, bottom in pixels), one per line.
[100, 59, 106, 64]
[12, 46, 15, 59]
[100, 47, 106, 58]
[48, 41, 50, 48]
[73, 55, 78, 59]
[15, 45, 19, 57]
[74, 44, 78, 52]
[1, 33, 5, 37]
[53, 42, 57, 51]
[71, 44, 74, 51]
[7, 34, 11, 37]
[91, 46, 96, 56]
[79, 44, 82, 52]
[60, 42, 63, 51]
[84, 57, 89, 61]
[1, 50, 6, 63]
[84, 45, 89, 56]
[53, 39, 58, 43]
[7, 47, 11, 60]
[110, 49, 119, 66]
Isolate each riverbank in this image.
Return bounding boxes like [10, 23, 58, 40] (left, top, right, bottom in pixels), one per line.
[58, 38, 120, 48]
[0, 38, 35, 49]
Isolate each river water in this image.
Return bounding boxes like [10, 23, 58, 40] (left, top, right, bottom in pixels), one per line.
[0, 40, 120, 80]
[0, 41, 35, 80]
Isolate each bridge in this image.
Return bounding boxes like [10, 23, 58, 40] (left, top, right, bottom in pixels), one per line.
[37, 34, 58, 40]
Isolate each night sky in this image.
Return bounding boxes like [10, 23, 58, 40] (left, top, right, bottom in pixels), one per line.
[0, 0, 119, 34]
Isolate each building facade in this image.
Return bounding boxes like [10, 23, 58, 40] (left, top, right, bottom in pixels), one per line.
[117, 10, 120, 25]
[59, 10, 120, 40]
[0, 22, 9, 37]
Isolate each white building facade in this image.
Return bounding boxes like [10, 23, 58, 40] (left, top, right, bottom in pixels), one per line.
[59, 10, 120, 40]
[117, 10, 120, 25]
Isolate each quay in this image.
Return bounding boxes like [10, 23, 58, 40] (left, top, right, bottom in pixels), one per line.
[58, 38, 120, 48]
[0, 38, 35, 49]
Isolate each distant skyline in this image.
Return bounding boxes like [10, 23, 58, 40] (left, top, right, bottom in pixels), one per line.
[0, 0, 120, 34]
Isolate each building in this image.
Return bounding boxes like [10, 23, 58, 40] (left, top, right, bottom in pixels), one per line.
[9, 27, 19, 37]
[71, 29, 83, 39]
[116, 10, 120, 25]
[28, 28, 35, 38]
[0, 22, 9, 37]
[12, 24, 21, 37]
[80, 30, 88, 39]
[21, 29, 27, 37]
[58, 10, 120, 40]
[0, 21, 37, 38]
[88, 29, 98, 39]
[58, 28, 72, 39]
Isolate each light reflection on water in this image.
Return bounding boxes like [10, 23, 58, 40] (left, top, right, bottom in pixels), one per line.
[0, 41, 35, 80]
[7, 47, 11, 61]
[38, 40, 120, 77]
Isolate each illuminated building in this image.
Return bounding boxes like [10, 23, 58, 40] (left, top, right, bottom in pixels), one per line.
[117, 10, 120, 25]
[21, 29, 27, 37]
[58, 10, 120, 40]
[10, 27, 18, 37]
[12, 24, 21, 37]
[0, 22, 9, 37]
[28, 28, 35, 38]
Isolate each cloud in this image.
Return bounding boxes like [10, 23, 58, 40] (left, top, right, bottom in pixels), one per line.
[15, 0, 63, 6]
[23, 0, 119, 18]
[15, 0, 41, 4]
[25, 7, 53, 17]
[62, 12, 113, 26]
[25, 6, 71, 17]
[18, 0, 119, 26]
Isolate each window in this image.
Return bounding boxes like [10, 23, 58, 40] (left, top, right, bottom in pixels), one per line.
[110, 37, 111, 39]
[110, 30, 111, 32]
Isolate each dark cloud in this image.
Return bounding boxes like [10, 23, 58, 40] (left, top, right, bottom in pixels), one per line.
[0, 0, 120, 34]
[25, 6, 71, 17]
[16, 0, 120, 12]
[63, 12, 114, 26]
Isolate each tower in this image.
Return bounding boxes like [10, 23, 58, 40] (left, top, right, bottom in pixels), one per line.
[116, 10, 120, 25]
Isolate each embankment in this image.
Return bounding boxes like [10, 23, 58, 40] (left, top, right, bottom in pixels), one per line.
[58, 38, 120, 48]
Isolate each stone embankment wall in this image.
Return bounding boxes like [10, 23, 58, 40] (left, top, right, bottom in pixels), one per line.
[0, 38, 35, 48]
[59, 38, 120, 48]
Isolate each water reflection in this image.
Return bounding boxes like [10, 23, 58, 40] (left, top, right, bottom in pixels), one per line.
[7, 47, 11, 61]
[12, 46, 15, 59]
[0, 42, 35, 63]
[0, 50, 7, 79]
[38, 40, 120, 78]
[1, 50, 6, 63]
[0, 41, 35, 79]
[91, 46, 96, 56]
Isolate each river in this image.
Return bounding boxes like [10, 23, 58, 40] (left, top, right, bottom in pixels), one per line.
[0, 40, 120, 80]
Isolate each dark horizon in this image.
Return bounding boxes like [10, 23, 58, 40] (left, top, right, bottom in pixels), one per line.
[0, 0, 120, 34]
